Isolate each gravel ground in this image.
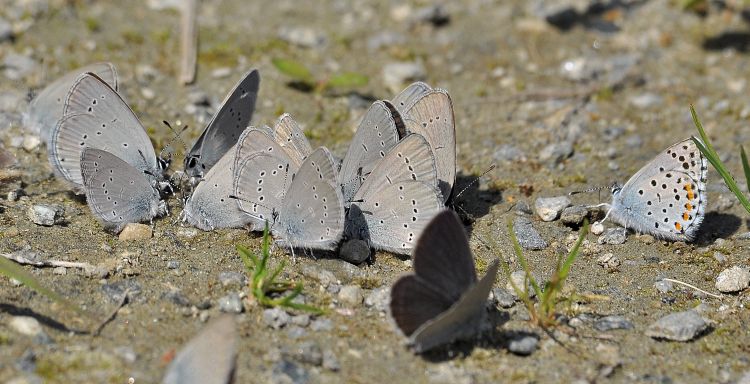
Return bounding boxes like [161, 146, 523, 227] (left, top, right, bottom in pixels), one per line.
[1, 0, 750, 383]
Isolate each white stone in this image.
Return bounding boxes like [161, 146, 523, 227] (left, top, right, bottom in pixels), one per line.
[715, 266, 750, 293]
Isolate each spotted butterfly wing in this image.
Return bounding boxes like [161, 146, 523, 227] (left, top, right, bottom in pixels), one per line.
[49, 73, 159, 193]
[184, 69, 260, 180]
[338, 101, 401, 204]
[274, 147, 345, 251]
[390, 210, 499, 353]
[234, 151, 296, 231]
[80, 148, 165, 232]
[391, 82, 433, 113]
[24, 62, 118, 145]
[609, 138, 707, 241]
[271, 113, 313, 165]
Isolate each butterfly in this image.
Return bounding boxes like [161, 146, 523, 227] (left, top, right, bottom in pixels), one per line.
[345, 133, 444, 254]
[600, 137, 707, 241]
[184, 69, 260, 184]
[390, 210, 499, 353]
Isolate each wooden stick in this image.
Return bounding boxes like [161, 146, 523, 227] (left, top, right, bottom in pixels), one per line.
[179, 0, 198, 85]
[2, 252, 98, 272]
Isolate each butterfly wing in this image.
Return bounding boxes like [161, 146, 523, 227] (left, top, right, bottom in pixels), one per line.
[234, 127, 302, 171]
[162, 314, 237, 384]
[234, 152, 296, 231]
[80, 148, 162, 230]
[272, 113, 313, 165]
[391, 82, 433, 113]
[184, 69, 260, 178]
[275, 147, 345, 251]
[50, 73, 157, 193]
[25, 62, 118, 144]
[338, 101, 401, 203]
[389, 275, 457, 336]
[409, 259, 499, 353]
[352, 133, 439, 201]
[182, 147, 249, 231]
[610, 138, 707, 241]
[350, 181, 443, 255]
[399, 90, 456, 203]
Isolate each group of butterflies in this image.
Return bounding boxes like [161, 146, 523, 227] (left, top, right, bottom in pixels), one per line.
[23, 62, 709, 354]
[24, 63, 458, 256]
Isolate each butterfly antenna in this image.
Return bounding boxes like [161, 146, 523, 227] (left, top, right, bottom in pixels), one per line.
[161, 120, 190, 163]
[568, 185, 607, 196]
[453, 164, 496, 202]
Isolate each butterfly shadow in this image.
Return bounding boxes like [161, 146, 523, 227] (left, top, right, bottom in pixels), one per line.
[702, 30, 750, 52]
[418, 307, 512, 362]
[693, 212, 742, 245]
[451, 172, 503, 228]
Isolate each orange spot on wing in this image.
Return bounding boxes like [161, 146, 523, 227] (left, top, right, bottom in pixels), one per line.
[685, 202, 693, 211]
[683, 212, 689, 221]
[684, 183, 695, 200]
[675, 222, 682, 231]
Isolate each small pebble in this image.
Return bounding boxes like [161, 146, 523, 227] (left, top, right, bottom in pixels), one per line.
[118, 223, 152, 241]
[364, 286, 390, 312]
[597, 227, 626, 245]
[538, 141, 573, 164]
[629, 93, 663, 109]
[101, 279, 142, 303]
[27, 204, 64, 226]
[322, 349, 340, 371]
[272, 359, 309, 384]
[288, 341, 323, 366]
[596, 253, 621, 272]
[645, 310, 709, 342]
[513, 216, 548, 250]
[560, 205, 590, 226]
[287, 326, 307, 339]
[310, 318, 333, 332]
[507, 271, 536, 298]
[162, 290, 191, 307]
[514, 201, 533, 216]
[211, 67, 232, 79]
[52, 266, 66, 275]
[166, 260, 180, 269]
[22, 136, 40, 151]
[176, 228, 198, 238]
[0, 17, 12, 42]
[291, 314, 310, 327]
[593, 315, 633, 331]
[300, 264, 337, 287]
[715, 266, 750, 293]
[218, 292, 243, 313]
[654, 280, 673, 294]
[508, 334, 538, 355]
[491, 287, 515, 308]
[263, 307, 290, 329]
[9, 316, 43, 337]
[534, 196, 571, 222]
[590, 221, 604, 235]
[338, 285, 363, 306]
[3, 53, 38, 80]
[278, 26, 327, 48]
[218, 271, 247, 288]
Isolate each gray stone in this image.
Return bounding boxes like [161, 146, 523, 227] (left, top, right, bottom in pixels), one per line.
[338, 285, 363, 306]
[287, 326, 307, 339]
[491, 287, 516, 308]
[629, 93, 663, 109]
[513, 216, 548, 250]
[0, 17, 12, 42]
[364, 286, 390, 312]
[538, 141, 573, 164]
[286, 341, 322, 366]
[316, 259, 364, 283]
[322, 349, 340, 371]
[506, 271, 537, 298]
[218, 292, 243, 313]
[534, 196, 571, 221]
[598, 227, 626, 245]
[514, 201, 532, 216]
[9, 316, 43, 337]
[383, 62, 426, 92]
[290, 314, 310, 327]
[166, 260, 180, 269]
[271, 359, 309, 384]
[646, 310, 709, 341]
[310, 318, 333, 332]
[596, 253, 621, 272]
[493, 144, 527, 163]
[590, 221, 605, 235]
[162, 290, 191, 307]
[218, 271, 247, 288]
[278, 26, 327, 48]
[16, 349, 36, 372]
[300, 264, 337, 287]
[560, 205, 590, 226]
[367, 31, 406, 51]
[654, 280, 673, 294]
[176, 228, 198, 238]
[508, 334, 538, 355]
[101, 279, 142, 303]
[264, 307, 290, 329]
[3, 53, 38, 80]
[593, 315, 633, 331]
[715, 266, 750, 293]
[339, 239, 370, 265]
[27, 204, 64, 226]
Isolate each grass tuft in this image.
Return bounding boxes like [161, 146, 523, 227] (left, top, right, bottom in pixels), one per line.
[237, 223, 324, 315]
[503, 220, 588, 328]
[272, 57, 368, 94]
[690, 105, 750, 214]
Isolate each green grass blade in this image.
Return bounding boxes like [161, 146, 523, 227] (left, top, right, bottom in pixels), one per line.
[507, 220, 543, 299]
[558, 220, 588, 282]
[0, 256, 89, 317]
[236, 245, 257, 268]
[272, 58, 314, 83]
[741, 146, 750, 194]
[691, 105, 750, 214]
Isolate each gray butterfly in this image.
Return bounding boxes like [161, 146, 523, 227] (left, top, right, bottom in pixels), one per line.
[24, 62, 118, 145]
[184, 69, 260, 183]
[338, 100, 404, 204]
[391, 82, 456, 203]
[601, 138, 707, 241]
[162, 314, 237, 384]
[234, 146, 344, 251]
[233, 114, 311, 172]
[80, 148, 166, 232]
[49, 72, 164, 194]
[346, 133, 444, 254]
[390, 210, 499, 353]
[181, 129, 255, 231]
